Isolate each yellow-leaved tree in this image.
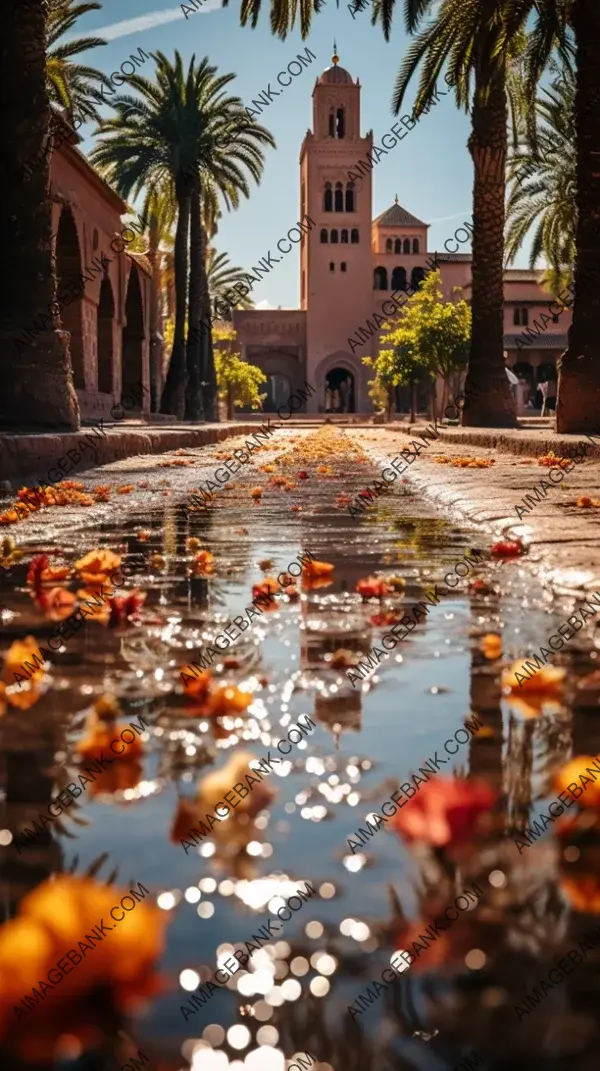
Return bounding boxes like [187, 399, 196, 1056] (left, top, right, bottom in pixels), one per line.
[213, 324, 267, 418]
[364, 271, 471, 424]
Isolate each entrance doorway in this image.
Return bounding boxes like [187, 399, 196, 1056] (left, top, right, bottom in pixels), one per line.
[325, 367, 355, 413]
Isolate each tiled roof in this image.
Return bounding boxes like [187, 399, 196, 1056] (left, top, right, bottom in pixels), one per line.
[374, 203, 428, 229]
[504, 333, 567, 350]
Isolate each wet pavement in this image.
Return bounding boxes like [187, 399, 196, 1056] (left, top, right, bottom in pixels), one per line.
[1, 425, 600, 1071]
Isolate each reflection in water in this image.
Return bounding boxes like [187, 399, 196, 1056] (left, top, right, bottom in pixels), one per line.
[0, 427, 600, 1069]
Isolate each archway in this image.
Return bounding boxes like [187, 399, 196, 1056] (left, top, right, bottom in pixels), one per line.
[55, 208, 85, 389]
[122, 264, 144, 403]
[97, 277, 115, 393]
[325, 367, 355, 413]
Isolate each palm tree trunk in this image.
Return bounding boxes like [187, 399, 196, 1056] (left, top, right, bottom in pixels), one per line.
[556, 1, 600, 433]
[160, 183, 190, 417]
[0, 1, 80, 431]
[462, 69, 516, 428]
[147, 217, 162, 413]
[200, 236, 219, 422]
[185, 175, 203, 420]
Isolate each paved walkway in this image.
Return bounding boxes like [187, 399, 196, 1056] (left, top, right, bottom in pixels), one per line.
[349, 425, 600, 596]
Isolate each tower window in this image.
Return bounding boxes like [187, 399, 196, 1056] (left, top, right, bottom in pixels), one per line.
[330, 228, 339, 243]
[351, 228, 359, 244]
[514, 308, 520, 326]
[320, 228, 328, 243]
[336, 107, 345, 138]
[521, 307, 529, 326]
[345, 182, 354, 212]
[341, 229, 348, 243]
[341, 262, 347, 272]
[386, 238, 392, 253]
[330, 262, 335, 272]
[394, 238, 401, 254]
[403, 238, 411, 254]
[413, 238, 419, 253]
[334, 183, 344, 212]
[324, 182, 333, 212]
[328, 112, 335, 137]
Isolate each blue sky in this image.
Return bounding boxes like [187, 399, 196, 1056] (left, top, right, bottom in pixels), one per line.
[70, 0, 531, 309]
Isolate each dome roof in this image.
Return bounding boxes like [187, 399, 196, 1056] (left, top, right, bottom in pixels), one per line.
[319, 64, 353, 85]
[319, 44, 353, 85]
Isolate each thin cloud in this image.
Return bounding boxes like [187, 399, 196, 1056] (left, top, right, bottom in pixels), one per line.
[428, 210, 471, 224]
[69, 2, 222, 43]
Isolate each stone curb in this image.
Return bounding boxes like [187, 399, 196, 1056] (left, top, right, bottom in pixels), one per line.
[384, 425, 600, 460]
[0, 424, 258, 483]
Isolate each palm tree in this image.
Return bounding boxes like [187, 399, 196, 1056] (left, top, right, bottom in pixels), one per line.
[505, 58, 576, 296]
[0, 0, 80, 430]
[90, 52, 274, 419]
[208, 247, 254, 318]
[46, 1, 112, 124]
[364, 0, 542, 428]
[527, 1, 600, 434]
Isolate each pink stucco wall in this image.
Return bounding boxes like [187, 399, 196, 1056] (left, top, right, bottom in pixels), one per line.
[50, 128, 151, 420]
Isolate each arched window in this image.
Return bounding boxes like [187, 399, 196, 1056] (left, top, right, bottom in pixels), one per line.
[351, 229, 359, 244]
[341, 262, 347, 272]
[320, 229, 328, 243]
[345, 183, 354, 212]
[403, 239, 411, 254]
[386, 239, 393, 253]
[374, 266, 388, 290]
[334, 183, 344, 212]
[324, 183, 333, 212]
[341, 229, 348, 243]
[330, 229, 339, 243]
[411, 266, 426, 290]
[391, 266, 407, 291]
[514, 308, 521, 326]
[412, 238, 419, 253]
[522, 307, 529, 326]
[394, 238, 402, 254]
[328, 112, 335, 137]
[330, 262, 335, 272]
[336, 107, 345, 138]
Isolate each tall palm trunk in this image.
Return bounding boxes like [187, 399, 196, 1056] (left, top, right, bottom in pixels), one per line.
[147, 215, 163, 413]
[201, 261, 219, 422]
[556, 1, 600, 433]
[462, 69, 516, 428]
[160, 180, 190, 417]
[0, 1, 80, 431]
[185, 174, 203, 420]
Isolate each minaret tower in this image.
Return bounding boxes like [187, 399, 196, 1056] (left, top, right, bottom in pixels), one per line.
[300, 47, 374, 411]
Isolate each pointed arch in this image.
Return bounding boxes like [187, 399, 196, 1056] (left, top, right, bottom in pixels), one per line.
[411, 266, 426, 290]
[394, 238, 401, 254]
[334, 183, 344, 212]
[97, 276, 115, 393]
[324, 182, 333, 212]
[341, 229, 348, 243]
[122, 263, 144, 402]
[336, 107, 345, 138]
[55, 207, 85, 389]
[345, 182, 354, 212]
[412, 238, 419, 253]
[403, 238, 411, 254]
[374, 267, 388, 291]
[391, 266, 407, 292]
[351, 228, 359, 244]
[328, 112, 335, 137]
[320, 228, 328, 243]
[330, 229, 339, 243]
